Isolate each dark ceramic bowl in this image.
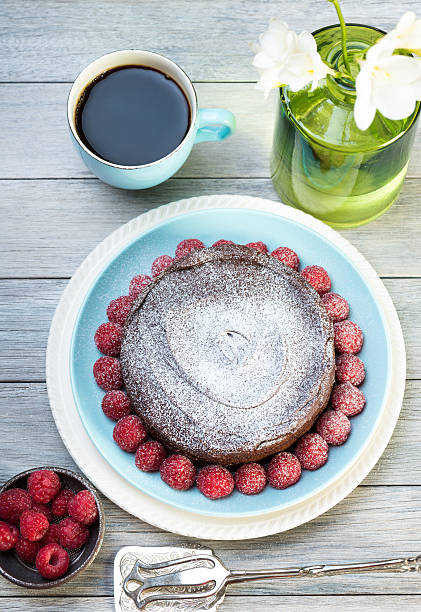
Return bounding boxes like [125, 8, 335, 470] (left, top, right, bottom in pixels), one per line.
[0, 467, 105, 588]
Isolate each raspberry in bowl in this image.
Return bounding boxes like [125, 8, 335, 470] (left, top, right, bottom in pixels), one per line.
[0, 467, 104, 589]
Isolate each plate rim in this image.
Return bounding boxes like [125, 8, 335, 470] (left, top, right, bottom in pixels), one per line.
[46, 194, 406, 539]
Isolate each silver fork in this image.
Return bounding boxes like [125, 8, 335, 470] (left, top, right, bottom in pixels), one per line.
[122, 551, 421, 609]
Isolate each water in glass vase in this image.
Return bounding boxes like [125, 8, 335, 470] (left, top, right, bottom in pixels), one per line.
[271, 24, 420, 228]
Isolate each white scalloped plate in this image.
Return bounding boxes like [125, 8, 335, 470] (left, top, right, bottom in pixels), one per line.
[46, 195, 405, 539]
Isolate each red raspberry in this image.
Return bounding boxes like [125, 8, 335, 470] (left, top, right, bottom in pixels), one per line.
[0, 521, 19, 551]
[107, 295, 134, 326]
[20, 510, 49, 542]
[334, 320, 363, 354]
[330, 382, 366, 417]
[101, 390, 131, 421]
[93, 356, 123, 391]
[271, 246, 300, 271]
[245, 241, 268, 254]
[94, 322, 122, 357]
[160, 455, 196, 491]
[175, 238, 205, 259]
[234, 463, 267, 495]
[113, 415, 147, 452]
[196, 465, 234, 499]
[42, 523, 61, 545]
[58, 517, 89, 550]
[301, 265, 331, 294]
[135, 441, 167, 472]
[316, 410, 351, 445]
[295, 433, 329, 471]
[336, 354, 365, 386]
[31, 503, 53, 522]
[51, 489, 75, 518]
[129, 274, 151, 298]
[36, 543, 69, 579]
[321, 292, 349, 322]
[28, 470, 61, 504]
[267, 452, 302, 489]
[68, 490, 98, 526]
[212, 239, 235, 247]
[0, 488, 32, 524]
[15, 536, 42, 563]
[151, 255, 174, 277]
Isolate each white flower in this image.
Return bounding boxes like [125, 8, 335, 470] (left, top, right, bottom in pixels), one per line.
[383, 11, 421, 54]
[252, 19, 332, 97]
[354, 42, 421, 130]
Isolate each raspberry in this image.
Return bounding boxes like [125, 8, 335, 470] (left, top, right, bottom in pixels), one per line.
[68, 490, 98, 526]
[42, 523, 61, 545]
[129, 274, 152, 298]
[271, 246, 300, 271]
[107, 295, 134, 326]
[15, 536, 42, 563]
[336, 354, 365, 386]
[94, 322, 122, 357]
[0, 488, 32, 524]
[316, 410, 351, 445]
[331, 382, 366, 417]
[31, 503, 53, 522]
[196, 465, 234, 499]
[135, 440, 167, 472]
[151, 255, 174, 277]
[51, 489, 75, 518]
[175, 238, 205, 259]
[334, 320, 363, 354]
[301, 265, 331, 294]
[234, 463, 267, 495]
[245, 241, 268, 254]
[113, 415, 147, 452]
[212, 239, 235, 247]
[28, 470, 61, 504]
[295, 433, 329, 471]
[58, 517, 89, 550]
[321, 292, 349, 322]
[20, 510, 49, 542]
[160, 455, 196, 490]
[102, 390, 131, 421]
[0, 521, 19, 551]
[267, 452, 302, 489]
[36, 543, 69, 579]
[93, 356, 123, 391]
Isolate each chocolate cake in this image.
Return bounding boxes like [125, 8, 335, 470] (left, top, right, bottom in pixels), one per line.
[120, 244, 335, 465]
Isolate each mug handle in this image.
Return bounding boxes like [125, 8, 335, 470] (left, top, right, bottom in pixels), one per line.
[194, 108, 236, 143]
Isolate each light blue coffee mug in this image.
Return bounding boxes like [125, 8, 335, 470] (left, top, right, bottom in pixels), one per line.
[67, 50, 235, 189]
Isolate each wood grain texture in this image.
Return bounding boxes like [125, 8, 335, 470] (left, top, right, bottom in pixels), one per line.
[0, 278, 419, 381]
[1, 179, 421, 279]
[1, 1, 419, 82]
[3, 597, 421, 611]
[0, 83, 420, 179]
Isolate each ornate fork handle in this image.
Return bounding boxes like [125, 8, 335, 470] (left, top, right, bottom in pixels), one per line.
[228, 555, 421, 583]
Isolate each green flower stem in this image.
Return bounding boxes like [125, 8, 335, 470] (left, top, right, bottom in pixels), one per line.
[327, 0, 351, 74]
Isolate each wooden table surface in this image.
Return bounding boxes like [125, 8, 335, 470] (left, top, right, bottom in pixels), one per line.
[1, 1, 421, 610]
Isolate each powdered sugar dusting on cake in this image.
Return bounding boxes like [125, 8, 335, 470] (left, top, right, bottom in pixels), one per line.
[120, 245, 335, 464]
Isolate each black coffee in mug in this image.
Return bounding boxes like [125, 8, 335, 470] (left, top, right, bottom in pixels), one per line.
[75, 65, 191, 166]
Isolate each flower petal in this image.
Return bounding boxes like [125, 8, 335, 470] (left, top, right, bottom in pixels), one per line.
[373, 83, 416, 119]
[380, 55, 421, 84]
[354, 94, 377, 130]
[396, 11, 416, 34]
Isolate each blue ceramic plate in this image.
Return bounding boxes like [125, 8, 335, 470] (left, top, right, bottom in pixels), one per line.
[70, 207, 390, 517]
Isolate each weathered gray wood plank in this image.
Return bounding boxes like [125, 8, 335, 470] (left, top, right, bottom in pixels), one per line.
[0, 1, 418, 82]
[1, 179, 421, 279]
[1, 83, 420, 180]
[3, 596, 421, 611]
[1, 479, 421, 597]
[1, 278, 419, 381]
[1, 381, 420, 486]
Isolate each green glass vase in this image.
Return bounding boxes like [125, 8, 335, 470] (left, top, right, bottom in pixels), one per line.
[271, 24, 420, 228]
